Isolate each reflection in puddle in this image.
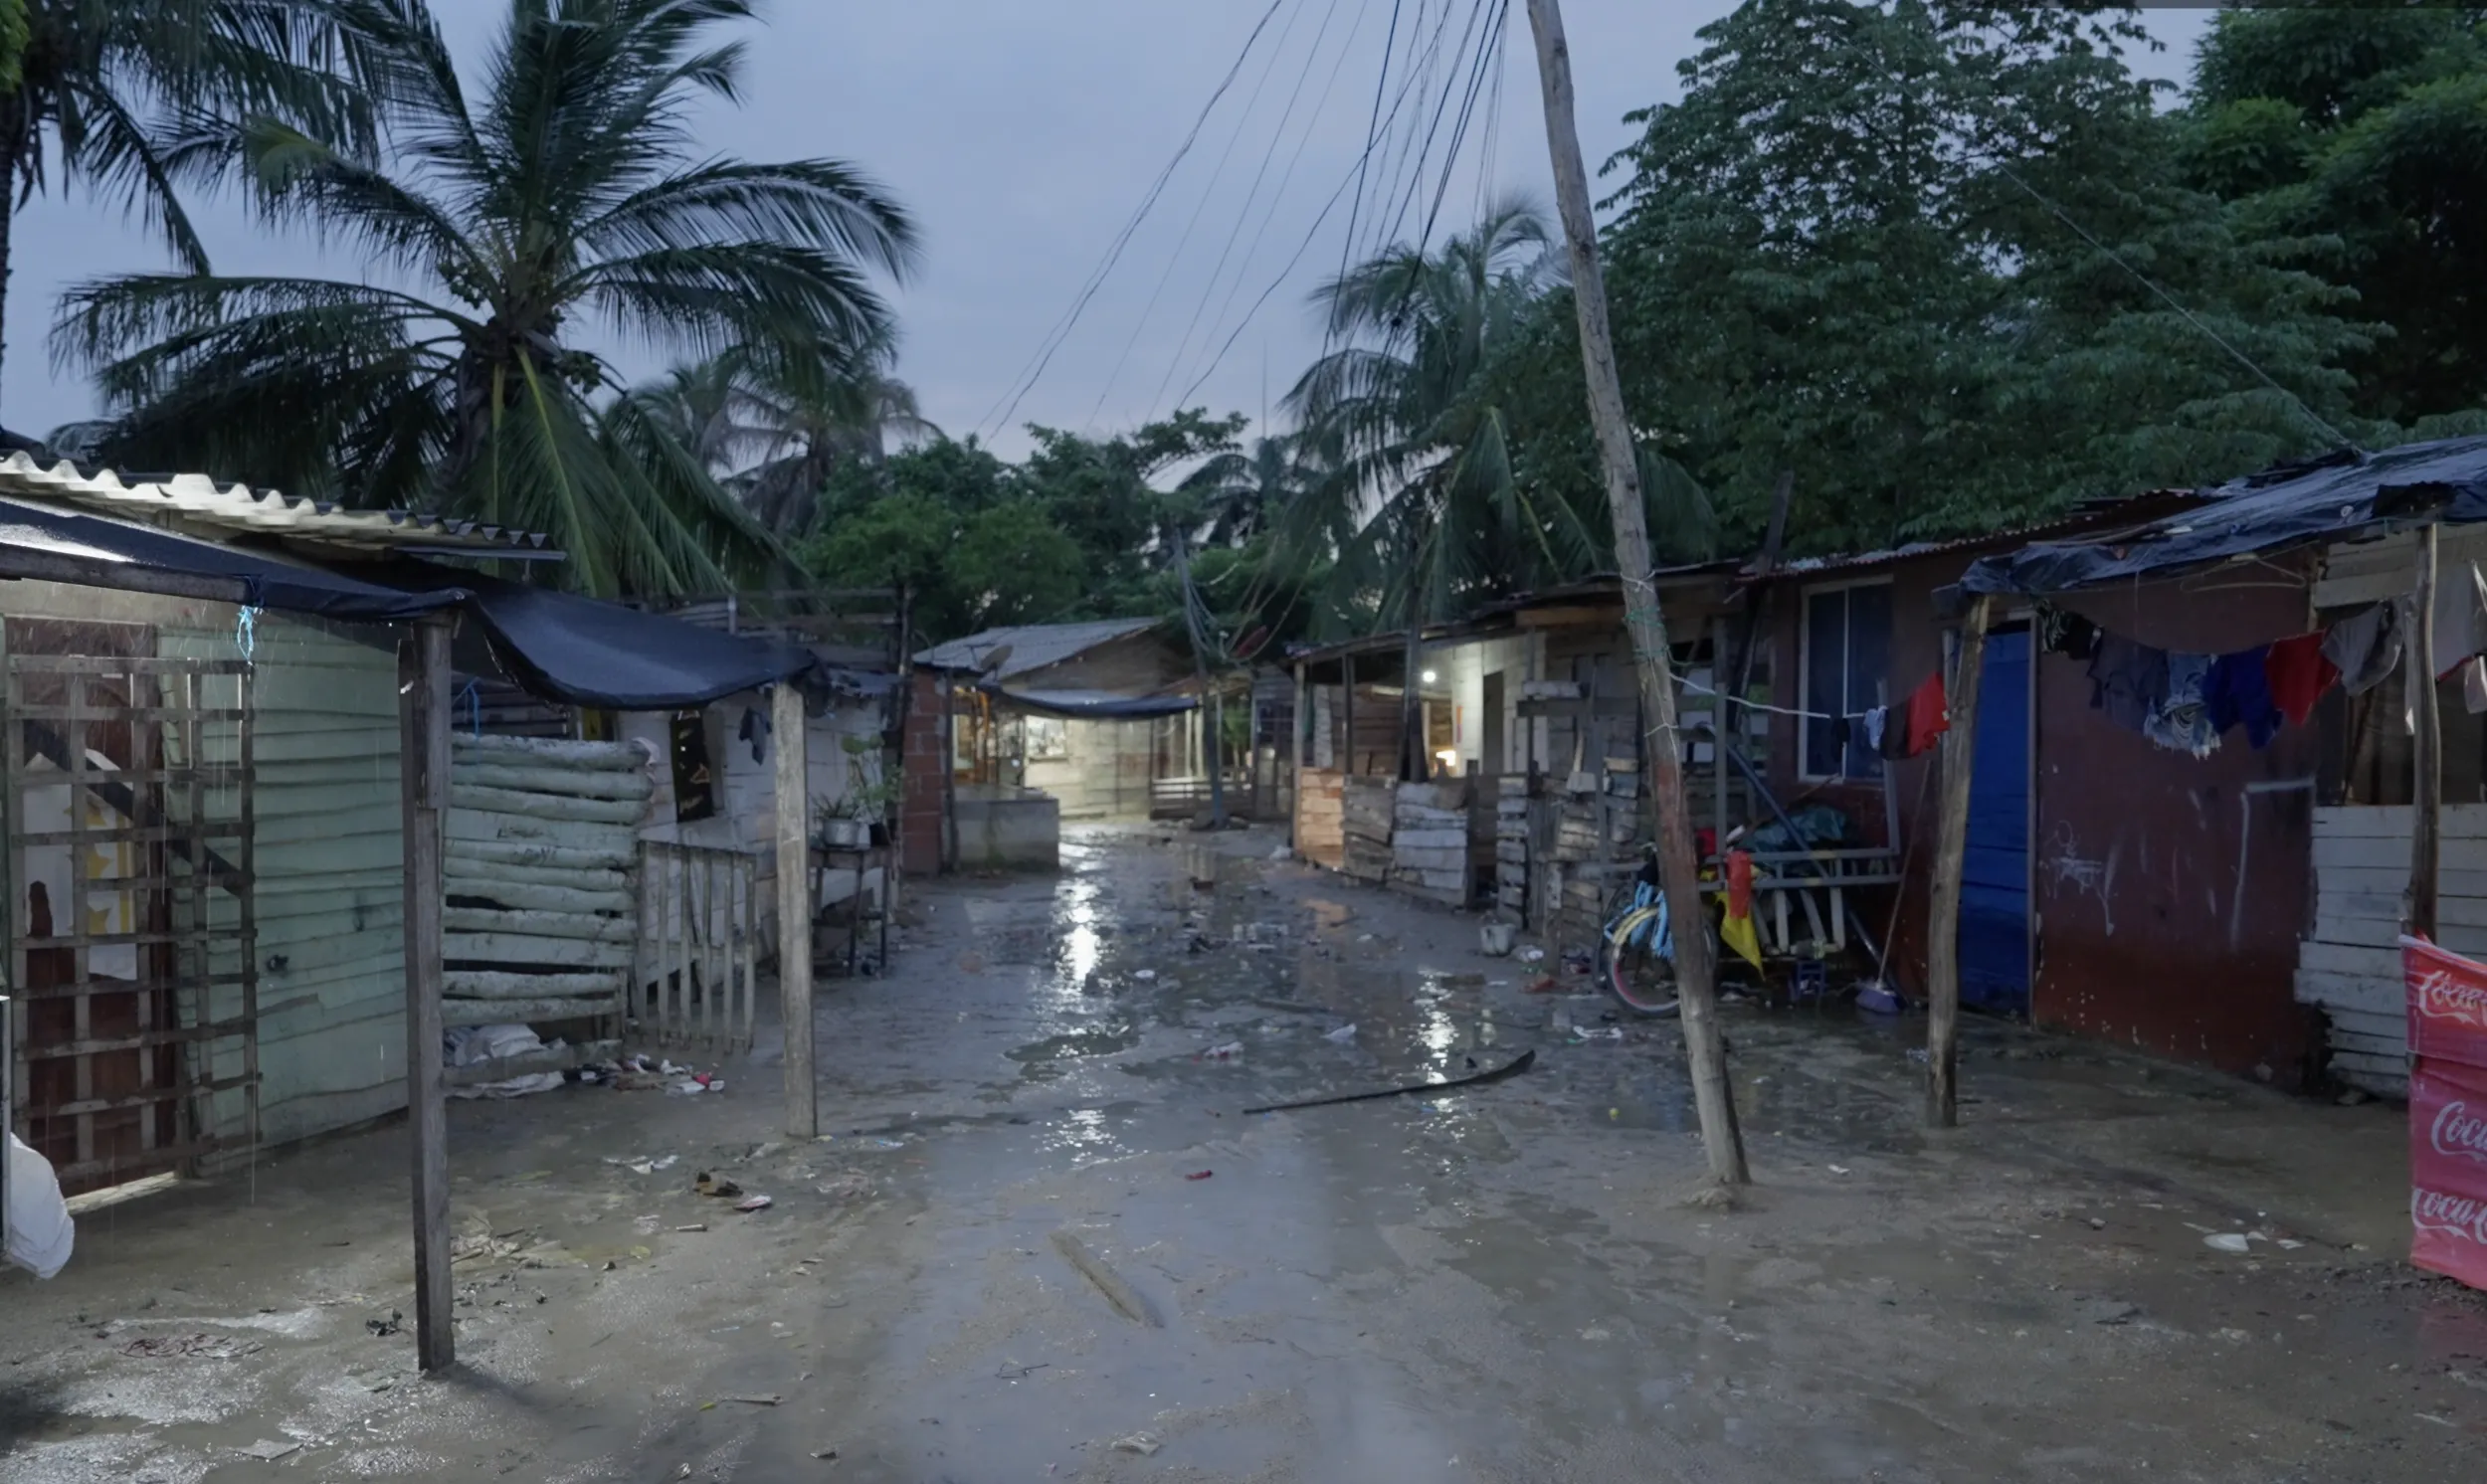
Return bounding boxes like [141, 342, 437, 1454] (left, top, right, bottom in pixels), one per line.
[1037, 1106, 1125, 1164]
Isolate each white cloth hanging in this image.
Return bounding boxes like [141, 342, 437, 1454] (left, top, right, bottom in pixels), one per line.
[6, 1133, 75, 1280]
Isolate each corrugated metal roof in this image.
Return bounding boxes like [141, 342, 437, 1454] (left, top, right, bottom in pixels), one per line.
[915, 618, 1163, 678]
[0, 451, 558, 557]
[1773, 491, 2210, 579]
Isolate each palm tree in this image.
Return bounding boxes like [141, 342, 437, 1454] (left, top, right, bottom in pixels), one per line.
[1287, 198, 1713, 777]
[56, 0, 917, 597]
[1179, 431, 1308, 547]
[0, 1, 366, 413]
[637, 340, 933, 539]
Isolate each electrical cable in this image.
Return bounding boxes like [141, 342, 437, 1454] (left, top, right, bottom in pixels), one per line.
[978, 0, 1291, 442]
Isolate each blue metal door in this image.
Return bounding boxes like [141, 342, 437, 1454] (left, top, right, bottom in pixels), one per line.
[1960, 629, 2032, 1014]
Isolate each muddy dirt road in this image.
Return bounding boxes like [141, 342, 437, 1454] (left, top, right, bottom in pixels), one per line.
[5, 825, 2485, 1481]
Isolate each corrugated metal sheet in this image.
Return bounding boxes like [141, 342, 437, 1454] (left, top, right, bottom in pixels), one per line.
[160, 614, 406, 1152]
[916, 619, 1160, 679]
[0, 450, 555, 556]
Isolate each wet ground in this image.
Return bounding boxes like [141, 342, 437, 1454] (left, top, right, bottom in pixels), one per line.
[6, 824, 2487, 1481]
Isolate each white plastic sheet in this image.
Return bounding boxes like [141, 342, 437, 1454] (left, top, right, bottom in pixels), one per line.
[6, 1133, 74, 1279]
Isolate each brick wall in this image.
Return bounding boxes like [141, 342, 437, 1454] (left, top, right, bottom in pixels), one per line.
[900, 669, 947, 875]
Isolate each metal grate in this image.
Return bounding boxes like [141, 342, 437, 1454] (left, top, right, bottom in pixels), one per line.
[4, 649, 256, 1195]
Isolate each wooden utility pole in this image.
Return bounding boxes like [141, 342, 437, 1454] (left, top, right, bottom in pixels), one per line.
[1526, 0, 1746, 1184]
[398, 614, 454, 1372]
[2407, 524, 2441, 940]
[774, 680, 817, 1137]
[1925, 593, 1993, 1128]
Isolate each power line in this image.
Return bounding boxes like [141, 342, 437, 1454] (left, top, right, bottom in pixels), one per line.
[1985, 155, 2360, 453]
[1142, 0, 1364, 425]
[1329, 0, 1408, 367]
[1170, 13, 1455, 411]
[1370, 0, 1489, 261]
[1411, 0, 1510, 257]
[977, 0, 1292, 443]
[1085, 0, 1317, 431]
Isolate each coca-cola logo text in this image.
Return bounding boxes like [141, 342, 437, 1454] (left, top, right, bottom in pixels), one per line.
[2434, 1100, 2487, 1164]
[2411, 965, 2487, 1028]
[2412, 1186, 2487, 1244]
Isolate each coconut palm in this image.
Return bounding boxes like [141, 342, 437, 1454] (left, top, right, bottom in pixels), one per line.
[637, 340, 933, 539]
[1179, 431, 1309, 548]
[1286, 198, 1714, 777]
[56, 0, 917, 597]
[0, 1, 368, 411]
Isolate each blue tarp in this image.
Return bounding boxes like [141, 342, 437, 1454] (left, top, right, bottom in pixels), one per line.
[1962, 436, 2487, 597]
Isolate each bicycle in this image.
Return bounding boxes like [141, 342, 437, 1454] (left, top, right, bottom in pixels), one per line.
[1596, 848, 1716, 1018]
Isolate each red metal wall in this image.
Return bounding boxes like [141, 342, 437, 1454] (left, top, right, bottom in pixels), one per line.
[2040, 575, 2321, 1084]
[1761, 555, 2323, 1084]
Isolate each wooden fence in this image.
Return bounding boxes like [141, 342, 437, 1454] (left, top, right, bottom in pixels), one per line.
[636, 840, 761, 1054]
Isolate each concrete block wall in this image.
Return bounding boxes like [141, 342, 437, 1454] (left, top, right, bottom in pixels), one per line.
[900, 670, 946, 875]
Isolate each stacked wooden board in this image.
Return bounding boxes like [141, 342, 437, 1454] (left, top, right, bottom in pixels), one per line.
[1493, 778, 1529, 918]
[1390, 779, 1470, 907]
[2296, 804, 2487, 1097]
[1342, 777, 1395, 882]
[442, 734, 650, 1081]
[1294, 768, 1345, 869]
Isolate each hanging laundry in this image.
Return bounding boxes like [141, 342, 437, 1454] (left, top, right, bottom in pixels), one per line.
[2433, 560, 2487, 677]
[1719, 849, 1764, 973]
[2320, 602, 2400, 695]
[2035, 601, 2101, 661]
[2087, 634, 2168, 734]
[2204, 648, 2282, 749]
[1877, 702, 1911, 760]
[2262, 632, 2339, 725]
[1903, 671, 1949, 758]
[1862, 706, 1888, 755]
[1831, 714, 1853, 753]
[2145, 651, 2220, 758]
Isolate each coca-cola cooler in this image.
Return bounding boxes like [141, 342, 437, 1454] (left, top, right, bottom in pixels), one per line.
[2401, 936, 2487, 1287]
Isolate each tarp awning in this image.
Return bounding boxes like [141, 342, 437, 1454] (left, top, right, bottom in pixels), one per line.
[1963, 436, 2487, 597]
[985, 685, 1196, 719]
[379, 563, 824, 711]
[0, 495, 462, 623]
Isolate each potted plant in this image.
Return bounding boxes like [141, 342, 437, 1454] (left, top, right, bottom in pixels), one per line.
[815, 735, 898, 848]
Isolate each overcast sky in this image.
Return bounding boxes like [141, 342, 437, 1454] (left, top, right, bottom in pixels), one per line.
[0, 1, 2217, 462]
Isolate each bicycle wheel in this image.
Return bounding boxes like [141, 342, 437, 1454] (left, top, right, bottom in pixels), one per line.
[1600, 903, 1682, 1017]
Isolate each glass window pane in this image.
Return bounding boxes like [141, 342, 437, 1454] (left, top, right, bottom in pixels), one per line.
[1843, 584, 1892, 779]
[1804, 589, 1845, 776]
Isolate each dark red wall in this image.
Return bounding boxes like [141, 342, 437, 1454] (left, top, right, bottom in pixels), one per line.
[2040, 575, 2322, 1084]
[1760, 554, 2323, 1084]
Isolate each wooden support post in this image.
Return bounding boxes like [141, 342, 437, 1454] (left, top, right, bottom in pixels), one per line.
[1342, 654, 1357, 778]
[774, 680, 816, 1138]
[1529, 0, 1745, 1184]
[399, 614, 453, 1373]
[1925, 593, 1993, 1128]
[1292, 663, 1311, 849]
[2408, 523, 2442, 940]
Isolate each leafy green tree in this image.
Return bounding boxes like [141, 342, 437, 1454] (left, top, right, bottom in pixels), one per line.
[2184, 5, 2487, 425]
[1605, 0, 2363, 553]
[57, 0, 915, 597]
[0, 1, 366, 414]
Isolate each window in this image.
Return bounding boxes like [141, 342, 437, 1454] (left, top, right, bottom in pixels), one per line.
[1025, 717, 1069, 761]
[1802, 582, 1892, 780]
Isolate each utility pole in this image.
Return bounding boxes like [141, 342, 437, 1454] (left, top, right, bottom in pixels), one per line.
[1525, 0, 1747, 1184]
[1170, 522, 1229, 828]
